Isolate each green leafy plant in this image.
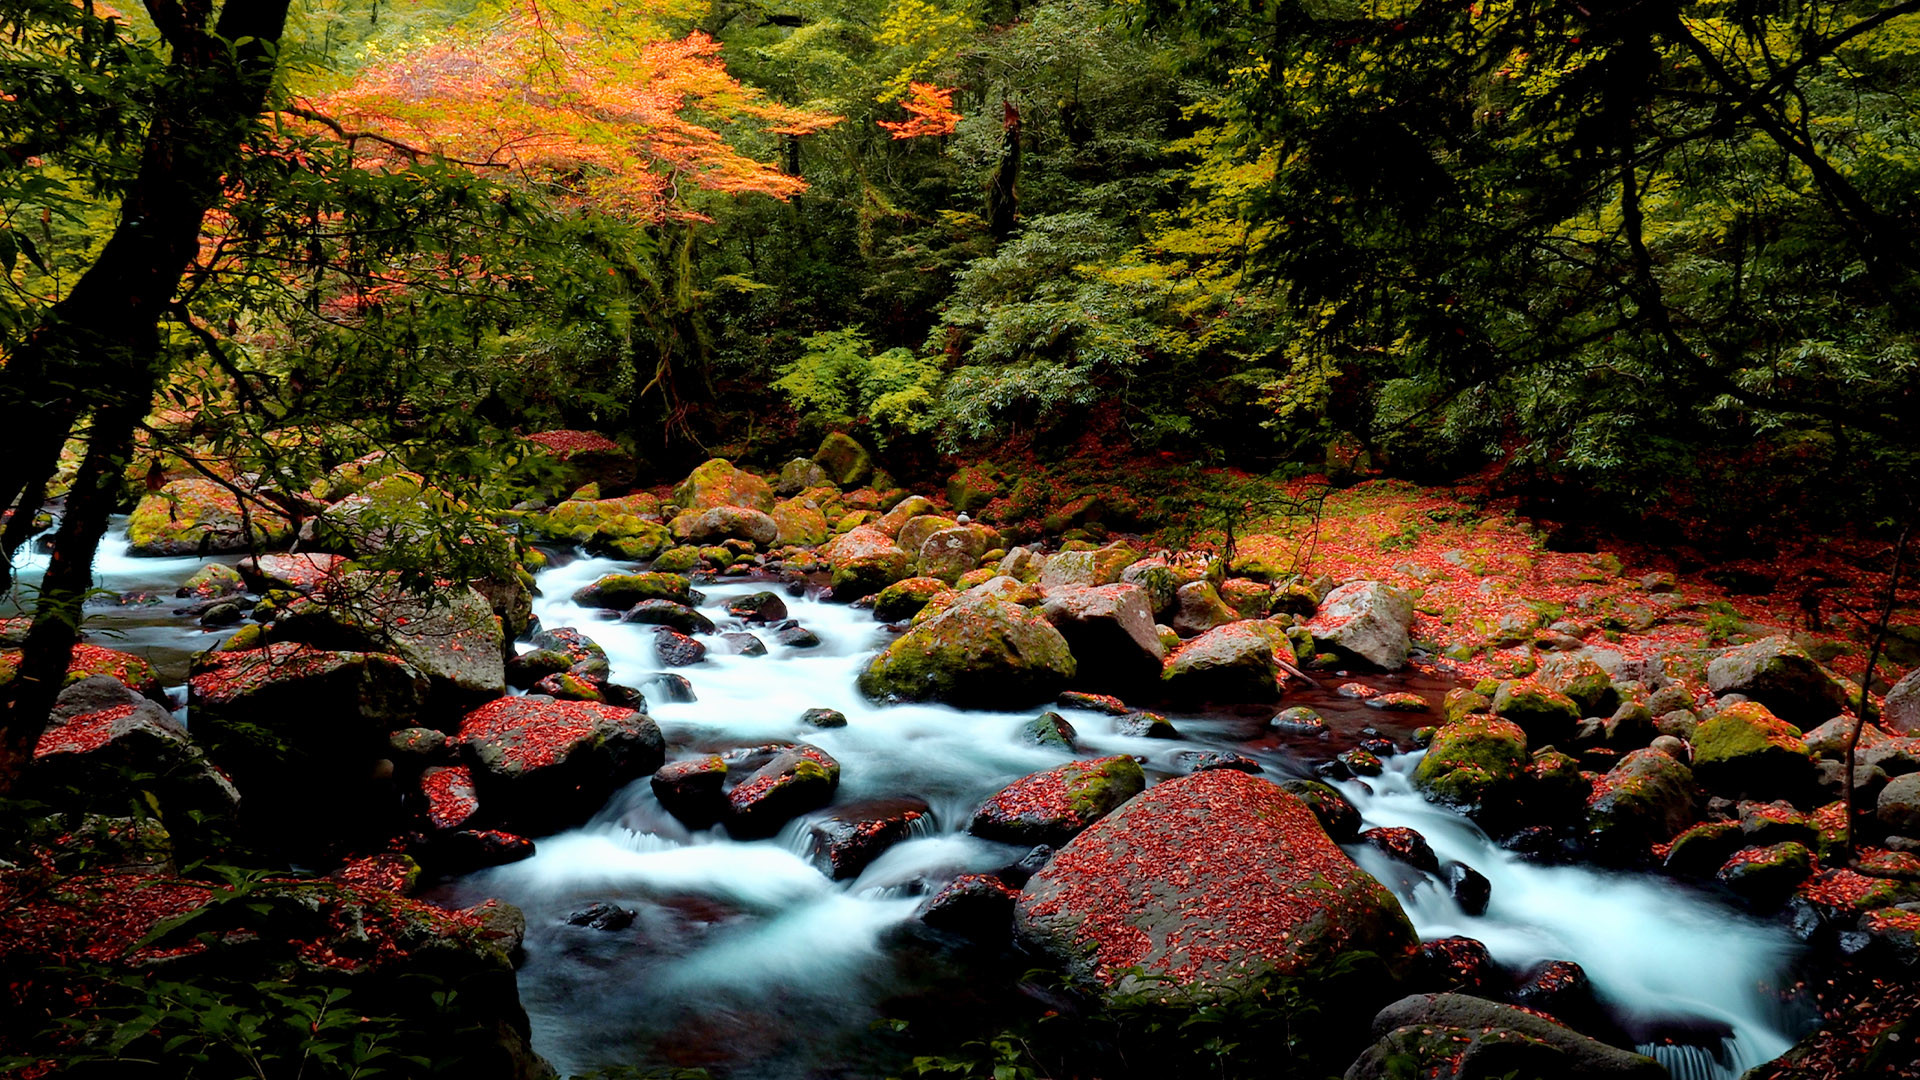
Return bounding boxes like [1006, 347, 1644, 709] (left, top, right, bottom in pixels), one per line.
[773, 327, 944, 447]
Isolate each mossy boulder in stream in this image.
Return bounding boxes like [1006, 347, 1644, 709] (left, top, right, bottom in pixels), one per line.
[1691, 701, 1815, 800]
[1413, 716, 1530, 816]
[872, 577, 953, 622]
[127, 477, 292, 556]
[1159, 620, 1297, 703]
[1585, 748, 1701, 859]
[813, 432, 875, 488]
[969, 755, 1145, 847]
[858, 597, 1075, 708]
[1491, 678, 1583, 745]
[456, 695, 664, 835]
[1347, 993, 1667, 1080]
[1015, 769, 1416, 1004]
[571, 572, 695, 609]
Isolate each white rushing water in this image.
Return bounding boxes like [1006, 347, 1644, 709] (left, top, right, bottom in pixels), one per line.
[9, 531, 1806, 1078]
[1343, 761, 1801, 1077]
[461, 555, 1805, 1078]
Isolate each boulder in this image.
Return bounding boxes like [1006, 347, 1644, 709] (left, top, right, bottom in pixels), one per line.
[876, 496, 937, 538]
[1491, 678, 1583, 746]
[1020, 711, 1079, 749]
[1039, 584, 1165, 692]
[1117, 559, 1194, 619]
[1878, 772, 1920, 834]
[457, 696, 664, 834]
[872, 577, 953, 622]
[822, 526, 911, 601]
[969, 756, 1145, 847]
[1691, 701, 1815, 800]
[896, 515, 959, 560]
[127, 477, 292, 556]
[1886, 668, 1920, 736]
[189, 644, 431, 854]
[571, 572, 695, 609]
[1306, 581, 1415, 670]
[651, 755, 728, 828]
[31, 676, 239, 815]
[0, 643, 166, 700]
[813, 433, 875, 488]
[1346, 994, 1667, 1080]
[668, 505, 779, 546]
[1707, 636, 1850, 725]
[1537, 654, 1617, 716]
[531, 495, 669, 559]
[805, 798, 930, 879]
[858, 597, 1076, 708]
[1038, 547, 1133, 590]
[775, 458, 830, 495]
[1017, 770, 1415, 1002]
[1168, 581, 1238, 637]
[921, 873, 1021, 937]
[1276, 778, 1362, 842]
[772, 498, 830, 546]
[236, 553, 350, 594]
[725, 744, 840, 838]
[1412, 716, 1529, 816]
[653, 629, 707, 667]
[673, 458, 775, 514]
[945, 466, 1002, 513]
[270, 574, 506, 701]
[1585, 748, 1700, 858]
[619, 599, 715, 634]
[1717, 841, 1814, 904]
[917, 525, 992, 584]
[726, 591, 789, 624]
[1160, 620, 1297, 703]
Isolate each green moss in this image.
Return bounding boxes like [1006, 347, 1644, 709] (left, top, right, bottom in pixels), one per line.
[873, 577, 953, 622]
[571, 572, 694, 609]
[1413, 715, 1529, 812]
[651, 546, 701, 574]
[1064, 755, 1146, 819]
[1442, 687, 1492, 723]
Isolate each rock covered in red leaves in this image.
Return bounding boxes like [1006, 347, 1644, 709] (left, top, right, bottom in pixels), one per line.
[725, 744, 841, 838]
[0, 643, 167, 700]
[822, 525, 912, 601]
[456, 695, 664, 834]
[970, 755, 1145, 848]
[1014, 769, 1416, 1001]
[236, 552, 351, 593]
[1347, 993, 1667, 1079]
[1039, 583, 1165, 692]
[673, 457, 776, 514]
[806, 797, 929, 879]
[1585, 748, 1701, 859]
[1159, 619, 1298, 703]
[921, 873, 1022, 937]
[31, 676, 239, 815]
[189, 641, 431, 728]
[1304, 580, 1415, 670]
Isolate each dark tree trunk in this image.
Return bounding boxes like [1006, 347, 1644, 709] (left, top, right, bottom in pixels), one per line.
[0, 0, 294, 790]
[987, 101, 1021, 241]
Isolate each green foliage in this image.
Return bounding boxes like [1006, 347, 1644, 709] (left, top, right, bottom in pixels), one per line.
[774, 327, 944, 446]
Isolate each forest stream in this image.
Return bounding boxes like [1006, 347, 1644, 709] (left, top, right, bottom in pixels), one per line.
[19, 532, 1810, 1079]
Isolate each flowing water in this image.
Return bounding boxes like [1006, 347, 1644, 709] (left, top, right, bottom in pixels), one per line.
[12, 533, 1810, 1078]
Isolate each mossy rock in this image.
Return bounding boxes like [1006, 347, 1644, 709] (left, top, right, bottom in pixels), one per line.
[1691, 701, 1815, 800]
[1225, 534, 1298, 583]
[969, 754, 1144, 847]
[1537, 654, 1617, 716]
[772, 498, 830, 547]
[1413, 715, 1529, 815]
[955, 567, 997, 590]
[813, 432, 875, 488]
[1716, 841, 1813, 904]
[872, 577, 953, 623]
[1585, 748, 1700, 859]
[1706, 635, 1850, 725]
[1020, 711, 1078, 749]
[571, 572, 695, 609]
[179, 563, 246, 599]
[1442, 687, 1492, 724]
[672, 458, 774, 514]
[946, 465, 1002, 513]
[1664, 821, 1743, 877]
[128, 478, 293, 556]
[1491, 678, 1582, 745]
[857, 597, 1076, 708]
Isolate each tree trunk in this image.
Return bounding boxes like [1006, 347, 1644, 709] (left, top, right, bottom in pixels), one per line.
[987, 100, 1022, 241]
[0, 0, 294, 792]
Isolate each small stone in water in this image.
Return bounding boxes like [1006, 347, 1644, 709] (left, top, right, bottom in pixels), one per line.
[720, 632, 768, 657]
[1271, 707, 1328, 736]
[1338, 748, 1384, 776]
[654, 628, 708, 667]
[801, 708, 847, 729]
[1115, 711, 1178, 739]
[774, 625, 821, 648]
[1444, 861, 1491, 915]
[565, 901, 636, 932]
[1366, 691, 1428, 712]
[1170, 749, 1262, 775]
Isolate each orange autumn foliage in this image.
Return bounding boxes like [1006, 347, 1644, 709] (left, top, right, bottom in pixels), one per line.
[877, 82, 961, 139]
[301, 0, 841, 219]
